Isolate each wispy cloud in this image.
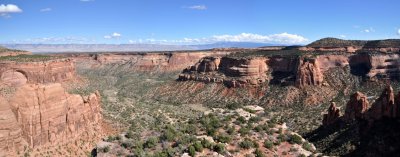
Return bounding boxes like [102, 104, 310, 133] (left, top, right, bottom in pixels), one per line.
[0, 4, 22, 18]
[128, 33, 308, 45]
[362, 27, 375, 33]
[40, 8, 52, 12]
[184, 5, 207, 10]
[339, 35, 347, 38]
[7, 36, 95, 44]
[104, 32, 121, 39]
[397, 29, 400, 36]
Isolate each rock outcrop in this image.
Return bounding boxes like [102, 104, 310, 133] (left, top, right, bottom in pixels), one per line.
[0, 59, 76, 86]
[295, 58, 323, 88]
[179, 57, 269, 87]
[369, 86, 396, 119]
[0, 83, 102, 155]
[343, 92, 369, 121]
[322, 102, 341, 126]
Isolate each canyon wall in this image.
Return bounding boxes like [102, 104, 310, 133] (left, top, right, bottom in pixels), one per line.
[0, 58, 102, 156]
[0, 59, 76, 86]
[178, 51, 400, 89]
[91, 51, 232, 72]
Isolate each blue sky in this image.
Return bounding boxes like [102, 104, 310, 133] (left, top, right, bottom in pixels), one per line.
[1, 0, 399, 45]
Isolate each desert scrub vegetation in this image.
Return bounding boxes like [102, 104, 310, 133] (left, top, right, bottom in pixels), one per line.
[97, 105, 317, 156]
[0, 54, 63, 62]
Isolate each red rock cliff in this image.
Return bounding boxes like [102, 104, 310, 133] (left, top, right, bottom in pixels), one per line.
[0, 59, 76, 86]
[295, 58, 323, 88]
[0, 83, 102, 155]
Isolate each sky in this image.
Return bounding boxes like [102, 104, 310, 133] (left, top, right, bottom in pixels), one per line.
[0, 0, 400, 45]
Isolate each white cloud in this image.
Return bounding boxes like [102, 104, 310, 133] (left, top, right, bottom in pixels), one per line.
[185, 5, 207, 10]
[0, 4, 22, 13]
[397, 29, 400, 35]
[363, 27, 375, 33]
[40, 8, 52, 12]
[210, 33, 308, 44]
[104, 32, 121, 39]
[128, 32, 308, 45]
[0, 4, 22, 18]
[339, 35, 346, 38]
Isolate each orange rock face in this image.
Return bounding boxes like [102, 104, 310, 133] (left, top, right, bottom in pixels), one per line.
[343, 92, 369, 121]
[295, 58, 323, 88]
[0, 59, 76, 86]
[0, 83, 102, 155]
[322, 102, 341, 126]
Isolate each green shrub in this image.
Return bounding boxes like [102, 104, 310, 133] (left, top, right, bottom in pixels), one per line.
[193, 141, 203, 152]
[302, 142, 314, 152]
[201, 139, 212, 149]
[125, 131, 134, 139]
[188, 146, 196, 157]
[254, 149, 265, 157]
[226, 126, 235, 135]
[289, 134, 303, 144]
[239, 127, 250, 136]
[216, 134, 232, 143]
[213, 143, 225, 154]
[239, 138, 255, 149]
[144, 137, 159, 148]
[236, 116, 246, 124]
[263, 140, 273, 149]
[121, 141, 134, 149]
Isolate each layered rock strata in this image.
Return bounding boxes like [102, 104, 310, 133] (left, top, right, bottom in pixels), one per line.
[0, 59, 76, 86]
[0, 83, 102, 155]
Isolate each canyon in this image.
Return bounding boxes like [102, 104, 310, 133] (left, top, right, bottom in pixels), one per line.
[1, 38, 400, 156]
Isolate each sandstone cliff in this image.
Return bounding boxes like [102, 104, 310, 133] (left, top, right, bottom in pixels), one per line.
[179, 57, 269, 87]
[0, 59, 76, 86]
[295, 58, 323, 88]
[92, 51, 231, 72]
[0, 83, 102, 155]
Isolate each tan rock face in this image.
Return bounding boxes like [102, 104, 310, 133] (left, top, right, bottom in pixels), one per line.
[94, 51, 231, 72]
[322, 102, 341, 126]
[219, 57, 268, 79]
[179, 57, 269, 87]
[188, 57, 221, 73]
[315, 55, 349, 72]
[0, 83, 102, 155]
[0, 59, 76, 85]
[0, 96, 26, 155]
[295, 58, 323, 88]
[344, 92, 369, 121]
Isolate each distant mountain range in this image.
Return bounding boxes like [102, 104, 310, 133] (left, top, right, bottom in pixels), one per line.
[1, 42, 286, 53]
